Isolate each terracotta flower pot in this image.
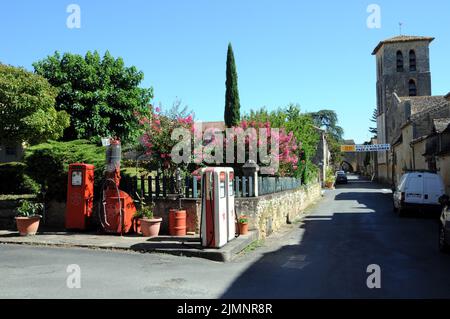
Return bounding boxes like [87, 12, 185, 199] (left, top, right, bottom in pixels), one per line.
[140, 217, 162, 237]
[15, 216, 41, 236]
[238, 222, 249, 235]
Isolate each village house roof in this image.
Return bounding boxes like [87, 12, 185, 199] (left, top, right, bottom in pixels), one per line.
[372, 35, 435, 55]
[392, 133, 403, 147]
[342, 139, 355, 145]
[411, 134, 428, 145]
[433, 118, 450, 134]
[398, 95, 447, 115]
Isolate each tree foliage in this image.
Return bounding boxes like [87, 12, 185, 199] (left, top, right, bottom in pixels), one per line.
[369, 107, 378, 136]
[24, 140, 106, 201]
[0, 162, 40, 195]
[243, 104, 320, 182]
[309, 109, 344, 165]
[0, 63, 70, 145]
[33, 51, 153, 144]
[139, 102, 196, 175]
[309, 110, 343, 141]
[224, 43, 241, 127]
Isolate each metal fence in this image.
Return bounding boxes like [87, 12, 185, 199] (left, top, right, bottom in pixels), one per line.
[258, 176, 302, 196]
[120, 174, 302, 200]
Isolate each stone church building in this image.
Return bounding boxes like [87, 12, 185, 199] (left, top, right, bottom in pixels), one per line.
[373, 35, 450, 185]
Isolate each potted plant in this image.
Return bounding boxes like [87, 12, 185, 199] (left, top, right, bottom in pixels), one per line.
[15, 200, 44, 236]
[138, 203, 162, 237]
[325, 167, 335, 189]
[237, 214, 249, 235]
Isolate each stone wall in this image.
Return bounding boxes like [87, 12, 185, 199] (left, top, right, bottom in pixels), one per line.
[1, 184, 322, 239]
[376, 41, 432, 147]
[235, 183, 322, 239]
[35, 198, 202, 234]
[45, 201, 66, 229]
[153, 198, 201, 235]
[437, 155, 450, 196]
[0, 199, 18, 230]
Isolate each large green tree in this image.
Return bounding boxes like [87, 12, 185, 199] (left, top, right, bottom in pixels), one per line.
[33, 51, 153, 144]
[224, 43, 241, 127]
[309, 110, 344, 141]
[0, 63, 70, 145]
[309, 109, 344, 165]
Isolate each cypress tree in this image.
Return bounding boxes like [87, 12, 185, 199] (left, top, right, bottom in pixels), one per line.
[224, 43, 241, 127]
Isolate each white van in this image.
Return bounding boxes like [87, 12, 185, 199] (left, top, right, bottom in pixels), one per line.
[393, 171, 445, 215]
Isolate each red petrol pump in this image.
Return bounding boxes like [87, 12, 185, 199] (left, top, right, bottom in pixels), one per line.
[65, 139, 136, 234]
[65, 163, 95, 230]
[200, 167, 236, 248]
[98, 139, 137, 234]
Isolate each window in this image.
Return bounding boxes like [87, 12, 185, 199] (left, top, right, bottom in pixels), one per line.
[396, 51, 404, 72]
[409, 79, 417, 96]
[409, 50, 416, 71]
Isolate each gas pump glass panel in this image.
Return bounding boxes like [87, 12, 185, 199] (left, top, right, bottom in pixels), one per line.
[71, 170, 83, 186]
[219, 172, 226, 198]
[228, 172, 234, 196]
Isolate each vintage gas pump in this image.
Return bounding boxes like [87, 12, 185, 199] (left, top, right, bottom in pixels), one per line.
[224, 168, 236, 241]
[65, 163, 95, 230]
[200, 167, 235, 248]
[98, 139, 137, 234]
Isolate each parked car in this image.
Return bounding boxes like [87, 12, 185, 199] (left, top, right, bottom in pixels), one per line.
[393, 171, 445, 215]
[335, 171, 348, 184]
[439, 195, 450, 253]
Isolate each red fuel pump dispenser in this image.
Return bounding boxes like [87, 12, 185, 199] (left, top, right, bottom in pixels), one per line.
[65, 163, 95, 230]
[98, 139, 136, 234]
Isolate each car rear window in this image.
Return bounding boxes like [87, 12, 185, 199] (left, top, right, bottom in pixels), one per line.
[406, 176, 422, 193]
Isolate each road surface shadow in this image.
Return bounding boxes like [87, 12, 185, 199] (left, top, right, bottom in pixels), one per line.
[221, 179, 450, 299]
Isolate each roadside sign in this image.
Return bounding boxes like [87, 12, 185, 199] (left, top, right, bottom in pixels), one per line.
[340, 145, 356, 152]
[356, 144, 390, 152]
[341, 144, 391, 153]
[101, 137, 111, 147]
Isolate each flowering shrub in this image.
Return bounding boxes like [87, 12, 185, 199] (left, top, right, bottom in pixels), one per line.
[138, 105, 304, 177]
[139, 104, 195, 174]
[226, 120, 304, 177]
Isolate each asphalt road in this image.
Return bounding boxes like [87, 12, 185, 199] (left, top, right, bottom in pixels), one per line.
[1, 175, 449, 298]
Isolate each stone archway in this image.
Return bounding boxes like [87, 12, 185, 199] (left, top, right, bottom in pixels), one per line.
[340, 161, 354, 173]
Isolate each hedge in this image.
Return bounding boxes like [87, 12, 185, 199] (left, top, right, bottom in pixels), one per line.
[0, 162, 40, 195]
[24, 140, 106, 201]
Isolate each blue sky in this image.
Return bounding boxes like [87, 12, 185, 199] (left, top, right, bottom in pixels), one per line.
[1, 0, 449, 144]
